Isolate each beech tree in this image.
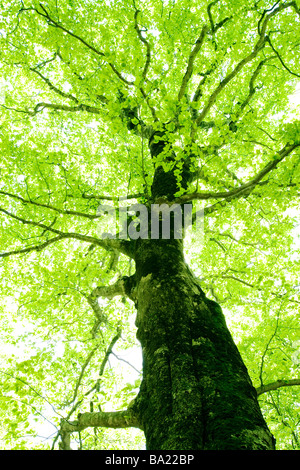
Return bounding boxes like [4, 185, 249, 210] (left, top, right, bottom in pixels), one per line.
[0, 0, 300, 450]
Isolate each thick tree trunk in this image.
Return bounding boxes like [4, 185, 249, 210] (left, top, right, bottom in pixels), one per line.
[133, 237, 275, 450]
[121, 128, 276, 450]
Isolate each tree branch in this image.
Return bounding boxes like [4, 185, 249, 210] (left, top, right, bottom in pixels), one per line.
[85, 280, 124, 325]
[26, 4, 135, 86]
[256, 379, 300, 396]
[206, 0, 232, 52]
[87, 275, 137, 305]
[202, 270, 300, 306]
[0, 235, 66, 258]
[192, 63, 218, 106]
[191, 56, 274, 147]
[177, 25, 208, 101]
[64, 342, 103, 407]
[64, 328, 122, 419]
[83, 327, 123, 399]
[132, 10, 161, 122]
[0, 206, 135, 258]
[238, 56, 276, 115]
[176, 142, 300, 204]
[58, 326, 141, 448]
[258, 1, 300, 36]
[221, 274, 255, 288]
[1, 101, 102, 117]
[34, 3, 105, 57]
[134, 10, 151, 82]
[207, 229, 266, 254]
[85, 276, 136, 337]
[207, 0, 219, 33]
[29, 66, 80, 103]
[195, 44, 267, 127]
[88, 279, 126, 301]
[86, 294, 106, 330]
[0, 190, 103, 220]
[61, 407, 142, 435]
[33, 101, 103, 115]
[58, 404, 141, 449]
[194, 2, 297, 129]
[266, 35, 300, 78]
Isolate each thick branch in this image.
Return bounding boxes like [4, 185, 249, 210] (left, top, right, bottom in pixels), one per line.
[238, 56, 276, 114]
[256, 379, 300, 396]
[34, 101, 102, 115]
[195, 44, 266, 126]
[178, 25, 208, 101]
[87, 275, 137, 304]
[61, 408, 142, 434]
[86, 276, 136, 337]
[89, 279, 125, 300]
[258, 1, 300, 36]
[86, 294, 106, 326]
[192, 63, 218, 105]
[177, 142, 300, 204]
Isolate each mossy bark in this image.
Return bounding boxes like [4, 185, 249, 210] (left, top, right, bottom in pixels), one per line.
[122, 127, 276, 450]
[133, 237, 275, 450]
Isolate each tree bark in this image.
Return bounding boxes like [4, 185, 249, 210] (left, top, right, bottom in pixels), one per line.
[113, 120, 276, 450]
[132, 237, 275, 450]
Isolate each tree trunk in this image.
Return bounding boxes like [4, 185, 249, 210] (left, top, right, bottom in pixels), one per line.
[122, 129, 277, 450]
[133, 237, 275, 450]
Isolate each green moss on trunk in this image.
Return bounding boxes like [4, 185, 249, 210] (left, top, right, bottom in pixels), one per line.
[133, 238, 275, 450]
